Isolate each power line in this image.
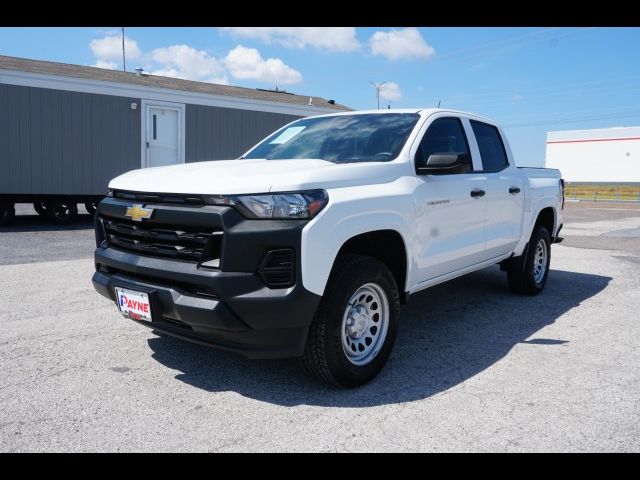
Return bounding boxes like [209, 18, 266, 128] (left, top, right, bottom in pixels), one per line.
[434, 27, 559, 61]
[502, 112, 640, 128]
[431, 27, 593, 68]
[496, 105, 640, 122]
[447, 83, 640, 109]
[436, 75, 640, 105]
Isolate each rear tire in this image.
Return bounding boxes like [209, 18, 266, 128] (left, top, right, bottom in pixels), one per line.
[34, 202, 47, 216]
[303, 254, 400, 388]
[45, 200, 78, 225]
[0, 199, 16, 226]
[507, 226, 551, 295]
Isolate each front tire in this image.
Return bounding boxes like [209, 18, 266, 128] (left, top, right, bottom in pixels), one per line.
[303, 254, 400, 388]
[507, 226, 551, 295]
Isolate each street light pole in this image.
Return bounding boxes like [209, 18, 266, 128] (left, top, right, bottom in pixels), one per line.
[122, 27, 126, 72]
[369, 81, 387, 110]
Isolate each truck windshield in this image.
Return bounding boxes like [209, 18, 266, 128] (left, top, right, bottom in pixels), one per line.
[244, 113, 420, 163]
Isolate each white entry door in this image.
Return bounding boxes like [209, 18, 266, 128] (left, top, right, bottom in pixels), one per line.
[145, 105, 182, 168]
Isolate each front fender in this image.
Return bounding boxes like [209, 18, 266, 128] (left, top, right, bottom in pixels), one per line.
[300, 181, 415, 296]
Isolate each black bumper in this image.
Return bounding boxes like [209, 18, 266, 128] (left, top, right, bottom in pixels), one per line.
[92, 196, 321, 359]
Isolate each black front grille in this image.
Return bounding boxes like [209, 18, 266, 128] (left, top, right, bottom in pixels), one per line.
[113, 190, 205, 205]
[102, 218, 222, 264]
[259, 249, 295, 288]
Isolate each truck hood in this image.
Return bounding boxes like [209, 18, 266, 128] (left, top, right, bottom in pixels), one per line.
[108, 159, 406, 195]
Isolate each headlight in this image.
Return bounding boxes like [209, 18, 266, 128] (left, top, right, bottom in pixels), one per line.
[106, 189, 114, 197]
[204, 190, 328, 219]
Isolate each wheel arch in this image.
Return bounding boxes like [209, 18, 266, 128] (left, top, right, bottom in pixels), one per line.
[534, 206, 557, 239]
[513, 203, 559, 257]
[330, 229, 409, 303]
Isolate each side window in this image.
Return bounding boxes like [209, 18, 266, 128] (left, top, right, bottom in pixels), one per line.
[470, 121, 509, 171]
[415, 117, 471, 173]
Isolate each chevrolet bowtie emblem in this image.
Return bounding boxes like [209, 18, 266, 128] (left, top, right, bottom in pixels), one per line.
[125, 204, 154, 222]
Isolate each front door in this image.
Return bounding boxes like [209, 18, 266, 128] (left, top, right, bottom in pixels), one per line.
[411, 116, 488, 284]
[145, 105, 181, 168]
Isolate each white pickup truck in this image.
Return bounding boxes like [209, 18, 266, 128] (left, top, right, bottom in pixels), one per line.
[92, 109, 564, 387]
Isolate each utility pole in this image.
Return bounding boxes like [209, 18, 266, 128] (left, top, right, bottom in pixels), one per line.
[122, 27, 126, 72]
[369, 81, 387, 110]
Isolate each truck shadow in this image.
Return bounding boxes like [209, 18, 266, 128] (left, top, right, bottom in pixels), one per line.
[147, 267, 611, 407]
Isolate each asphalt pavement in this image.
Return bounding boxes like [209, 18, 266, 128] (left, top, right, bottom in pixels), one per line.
[1, 201, 639, 452]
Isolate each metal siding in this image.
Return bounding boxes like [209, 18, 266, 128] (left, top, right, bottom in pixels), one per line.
[40, 87, 53, 194]
[7, 86, 20, 193]
[18, 86, 31, 193]
[185, 103, 197, 163]
[29, 88, 43, 193]
[50, 90, 63, 194]
[0, 85, 8, 192]
[0, 83, 141, 195]
[61, 90, 73, 194]
[185, 103, 299, 162]
[70, 93, 82, 194]
[80, 93, 92, 192]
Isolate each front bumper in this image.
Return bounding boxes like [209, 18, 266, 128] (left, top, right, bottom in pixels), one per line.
[92, 196, 321, 359]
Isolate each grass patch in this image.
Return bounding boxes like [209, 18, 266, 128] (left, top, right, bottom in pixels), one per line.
[564, 183, 640, 201]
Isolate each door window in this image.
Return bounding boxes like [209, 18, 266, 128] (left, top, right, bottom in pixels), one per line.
[415, 117, 472, 173]
[470, 121, 509, 171]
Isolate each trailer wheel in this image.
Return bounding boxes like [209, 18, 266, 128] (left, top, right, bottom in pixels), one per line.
[45, 200, 78, 225]
[0, 199, 16, 226]
[34, 202, 47, 216]
[84, 202, 97, 216]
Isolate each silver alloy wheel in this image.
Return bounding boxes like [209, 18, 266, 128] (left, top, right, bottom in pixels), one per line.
[533, 238, 548, 284]
[341, 282, 389, 366]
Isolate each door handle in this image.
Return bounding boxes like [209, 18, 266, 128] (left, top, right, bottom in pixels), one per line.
[509, 186, 521, 194]
[470, 188, 485, 198]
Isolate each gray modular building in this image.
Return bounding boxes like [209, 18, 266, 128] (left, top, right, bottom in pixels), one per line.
[0, 55, 349, 223]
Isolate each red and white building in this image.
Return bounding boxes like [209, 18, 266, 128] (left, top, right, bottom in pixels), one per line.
[545, 126, 640, 182]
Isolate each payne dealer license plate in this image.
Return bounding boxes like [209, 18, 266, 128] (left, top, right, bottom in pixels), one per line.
[115, 286, 152, 322]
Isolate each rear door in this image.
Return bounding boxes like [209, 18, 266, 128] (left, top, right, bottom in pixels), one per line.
[469, 120, 524, 257]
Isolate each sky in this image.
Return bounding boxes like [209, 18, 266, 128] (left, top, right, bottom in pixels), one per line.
[1, 26, 639, 167]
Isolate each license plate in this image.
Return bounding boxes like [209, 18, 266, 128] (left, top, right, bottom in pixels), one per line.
[115, 287, 152, 322]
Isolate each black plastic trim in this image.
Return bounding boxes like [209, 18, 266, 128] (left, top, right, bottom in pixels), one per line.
[93, 196, 322, 358]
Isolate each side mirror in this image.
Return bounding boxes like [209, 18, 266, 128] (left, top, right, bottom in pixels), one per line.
[416, 153, 470, 175]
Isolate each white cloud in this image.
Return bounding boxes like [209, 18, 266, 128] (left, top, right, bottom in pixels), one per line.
[94, 59, 118, 70]
[90, 34, 141, 62]
[221, 27, 360, 52]
[379, 82, 402, 101]
[369, 28, 435, 61]
[150, 45, 228, 84]
[89, 34, 301, 86]
[224, 45, 302, 85]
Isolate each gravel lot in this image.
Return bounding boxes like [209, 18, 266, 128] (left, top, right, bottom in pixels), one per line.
[1, 201, 639, 452]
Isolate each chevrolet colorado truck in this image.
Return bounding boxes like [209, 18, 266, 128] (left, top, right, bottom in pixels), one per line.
[92, 109, 564, 387]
